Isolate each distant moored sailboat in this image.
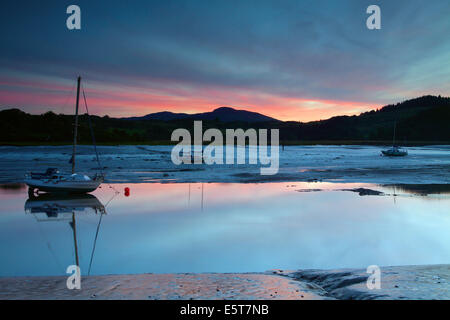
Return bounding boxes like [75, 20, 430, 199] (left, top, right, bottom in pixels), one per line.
[381, 122, 408, 157]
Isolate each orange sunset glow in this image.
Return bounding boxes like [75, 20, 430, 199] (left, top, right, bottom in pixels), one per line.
[0, 77, 378, 122]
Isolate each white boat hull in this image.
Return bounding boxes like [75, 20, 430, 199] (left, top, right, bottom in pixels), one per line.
[25, 178, 102, 193]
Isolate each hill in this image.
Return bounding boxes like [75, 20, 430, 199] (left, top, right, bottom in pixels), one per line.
[287, 95, 450, 142]
[123, 107, 279, 122]
[0, 95, 449, 145]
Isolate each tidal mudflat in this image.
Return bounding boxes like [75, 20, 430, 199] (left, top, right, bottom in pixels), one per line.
[2, 265, 449, 300]
[1, 145, 450, 184]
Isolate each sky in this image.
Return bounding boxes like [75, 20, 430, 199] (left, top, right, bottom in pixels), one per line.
[1, 0, 450, 121]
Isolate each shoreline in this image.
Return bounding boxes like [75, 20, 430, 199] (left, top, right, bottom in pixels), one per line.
[1, 265, 449, 300]
[1, 141, 450, 147]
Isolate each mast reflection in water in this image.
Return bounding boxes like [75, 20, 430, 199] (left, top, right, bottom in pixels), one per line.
[24, 193, 106, 275]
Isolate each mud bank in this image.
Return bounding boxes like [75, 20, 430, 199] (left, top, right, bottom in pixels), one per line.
[1, 265, 449, 300]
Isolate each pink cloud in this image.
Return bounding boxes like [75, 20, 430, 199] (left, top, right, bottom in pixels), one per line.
[0, 77, 380, 121]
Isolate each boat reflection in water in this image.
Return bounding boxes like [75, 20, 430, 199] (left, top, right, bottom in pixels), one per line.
[24, 193, 106, 274]
[25, 193, 105, 220]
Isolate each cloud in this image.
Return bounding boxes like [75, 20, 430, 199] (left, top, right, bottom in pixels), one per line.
[1, 0, 449, 120]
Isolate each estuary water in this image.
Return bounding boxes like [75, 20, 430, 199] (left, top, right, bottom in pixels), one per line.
[0, 182, 449, 276]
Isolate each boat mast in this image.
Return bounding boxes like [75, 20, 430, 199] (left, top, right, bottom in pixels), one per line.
[72, 76, 81, 174]
[392, 121, 396, 147]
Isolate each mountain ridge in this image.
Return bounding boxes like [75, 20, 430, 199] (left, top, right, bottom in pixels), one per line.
[122, 106, 279, 123]
[1, 95, 449, 144]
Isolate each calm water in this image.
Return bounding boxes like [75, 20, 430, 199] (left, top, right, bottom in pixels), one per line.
[0, 182, 449, 276]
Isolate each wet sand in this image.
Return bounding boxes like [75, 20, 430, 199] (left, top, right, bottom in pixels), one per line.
[0, 272, 324, 300]
[1, 265, 449, 300]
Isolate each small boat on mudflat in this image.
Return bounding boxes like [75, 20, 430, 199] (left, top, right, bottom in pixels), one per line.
[381, 122, 408, 157]
[24, 76, 104, 194]
[381, 146, 408, 157]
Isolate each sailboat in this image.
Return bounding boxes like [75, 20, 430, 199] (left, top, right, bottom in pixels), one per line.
[25, 76, 104, 193]
[381, 122, 408, 157]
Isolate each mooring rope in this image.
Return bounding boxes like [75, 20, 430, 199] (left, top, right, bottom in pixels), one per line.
[81, 86, 102, 176]
[81, 84, 120, 194]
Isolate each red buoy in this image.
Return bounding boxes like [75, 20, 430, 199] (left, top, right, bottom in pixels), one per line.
[124, 187, 130, 197]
